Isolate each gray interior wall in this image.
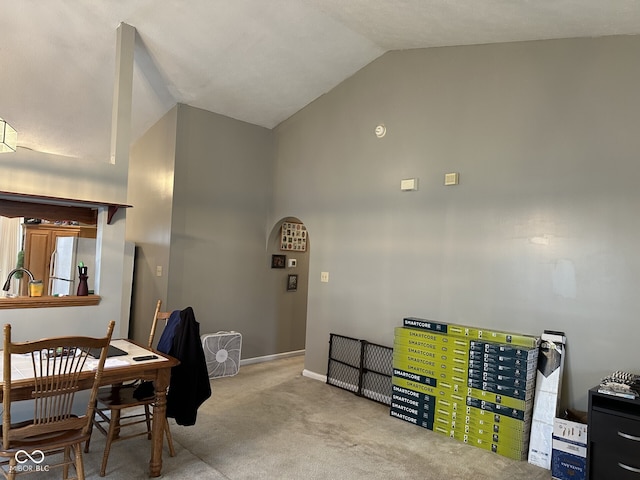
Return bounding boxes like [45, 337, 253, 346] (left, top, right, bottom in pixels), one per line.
[126, 106, 178, 343]
[271, 35, 640, 411]
[7, 33, 639, 413]
[167, 105, 278, 358]
[128, 105, 309, 359]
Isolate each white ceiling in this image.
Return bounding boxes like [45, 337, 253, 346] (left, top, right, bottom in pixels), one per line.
[2, 0, 639, 161]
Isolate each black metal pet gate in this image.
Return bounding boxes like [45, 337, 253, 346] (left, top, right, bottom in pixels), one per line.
[326, 333, 393, 405]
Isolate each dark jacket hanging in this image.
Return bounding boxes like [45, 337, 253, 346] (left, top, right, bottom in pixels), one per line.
[163, 307, 212, 426]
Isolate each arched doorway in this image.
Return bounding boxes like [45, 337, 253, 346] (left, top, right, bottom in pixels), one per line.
[267, 217, 309, 353]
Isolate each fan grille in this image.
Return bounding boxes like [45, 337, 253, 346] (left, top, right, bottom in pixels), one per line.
[201, 332, 242, 378]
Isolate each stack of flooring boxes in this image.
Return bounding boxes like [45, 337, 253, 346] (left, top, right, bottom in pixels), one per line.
[391, 317, 540, 460]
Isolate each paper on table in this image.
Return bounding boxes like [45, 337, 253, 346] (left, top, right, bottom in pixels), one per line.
[105, 358, 131, 368]
[86, 358, 131, 370]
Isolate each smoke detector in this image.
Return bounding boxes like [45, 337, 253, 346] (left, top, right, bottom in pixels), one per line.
[374, 124, 386, 138]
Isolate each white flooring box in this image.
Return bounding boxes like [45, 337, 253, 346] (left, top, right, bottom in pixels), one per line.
[528, 331, 566, 470]
[551, 418, 587, 480]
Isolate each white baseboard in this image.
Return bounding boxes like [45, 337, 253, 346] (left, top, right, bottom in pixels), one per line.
[302, 369, 327, 382]
[240, 349, 305, 366]
[239, 350, 327, 383]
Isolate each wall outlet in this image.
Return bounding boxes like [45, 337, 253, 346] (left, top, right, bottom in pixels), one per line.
[320, 272, 329, 283]
[156, 265, 163, 277]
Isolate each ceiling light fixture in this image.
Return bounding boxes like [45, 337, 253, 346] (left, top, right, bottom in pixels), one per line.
[0, 118, 17, 153]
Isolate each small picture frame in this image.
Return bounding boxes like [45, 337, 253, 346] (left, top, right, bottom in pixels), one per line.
[271, 254, 286, 269]
[287, 274, 298, 292]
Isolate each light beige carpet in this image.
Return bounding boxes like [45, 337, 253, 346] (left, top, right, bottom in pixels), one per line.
[19, 355, 551, 479]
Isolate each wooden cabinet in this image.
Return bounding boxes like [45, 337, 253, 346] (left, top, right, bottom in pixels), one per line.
[588, 387, 640, 479]
[22, 224, 96, 296]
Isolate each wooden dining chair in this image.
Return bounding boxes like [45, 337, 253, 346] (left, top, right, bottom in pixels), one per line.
[85, 300, 175, 477]
[0, 320, 114, 480]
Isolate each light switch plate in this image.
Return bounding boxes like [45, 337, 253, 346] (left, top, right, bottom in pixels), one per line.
[444, 172, 459, 186]
[400, 178, 418, 191]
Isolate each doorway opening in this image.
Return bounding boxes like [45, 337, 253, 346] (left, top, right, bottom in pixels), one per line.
[267, 217, 309, 354]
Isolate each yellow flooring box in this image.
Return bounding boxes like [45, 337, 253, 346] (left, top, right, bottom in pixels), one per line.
[392, 321, 539, 462]
[394, 327, 470, 349]
[469, 340, 539, 360]
[402, 318, 540, 348]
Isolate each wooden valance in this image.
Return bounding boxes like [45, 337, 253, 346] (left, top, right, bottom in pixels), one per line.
[0, 191, 131, 225]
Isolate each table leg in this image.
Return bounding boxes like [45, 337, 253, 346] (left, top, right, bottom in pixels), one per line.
[149, 368, 171, 477]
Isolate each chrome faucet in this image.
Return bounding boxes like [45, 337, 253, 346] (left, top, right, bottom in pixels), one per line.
[2, 268, 35, 292]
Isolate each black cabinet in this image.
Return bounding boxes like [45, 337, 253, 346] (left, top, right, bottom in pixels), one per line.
[588, 387, 640, 480]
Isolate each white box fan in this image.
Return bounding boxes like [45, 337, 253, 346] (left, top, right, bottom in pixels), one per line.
[201, 331, 242, 378]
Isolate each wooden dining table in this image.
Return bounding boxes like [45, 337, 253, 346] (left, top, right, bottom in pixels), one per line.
[0, 338, 180, 477]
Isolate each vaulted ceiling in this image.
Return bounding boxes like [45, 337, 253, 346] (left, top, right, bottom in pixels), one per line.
[2, 1, 639, 162]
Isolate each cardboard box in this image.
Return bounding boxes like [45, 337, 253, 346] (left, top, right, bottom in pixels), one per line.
[551, 418, 587, 480]
[529, 332, 567, 469]
[392, 322, 537, 462]
[403, 318, 449, 334]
